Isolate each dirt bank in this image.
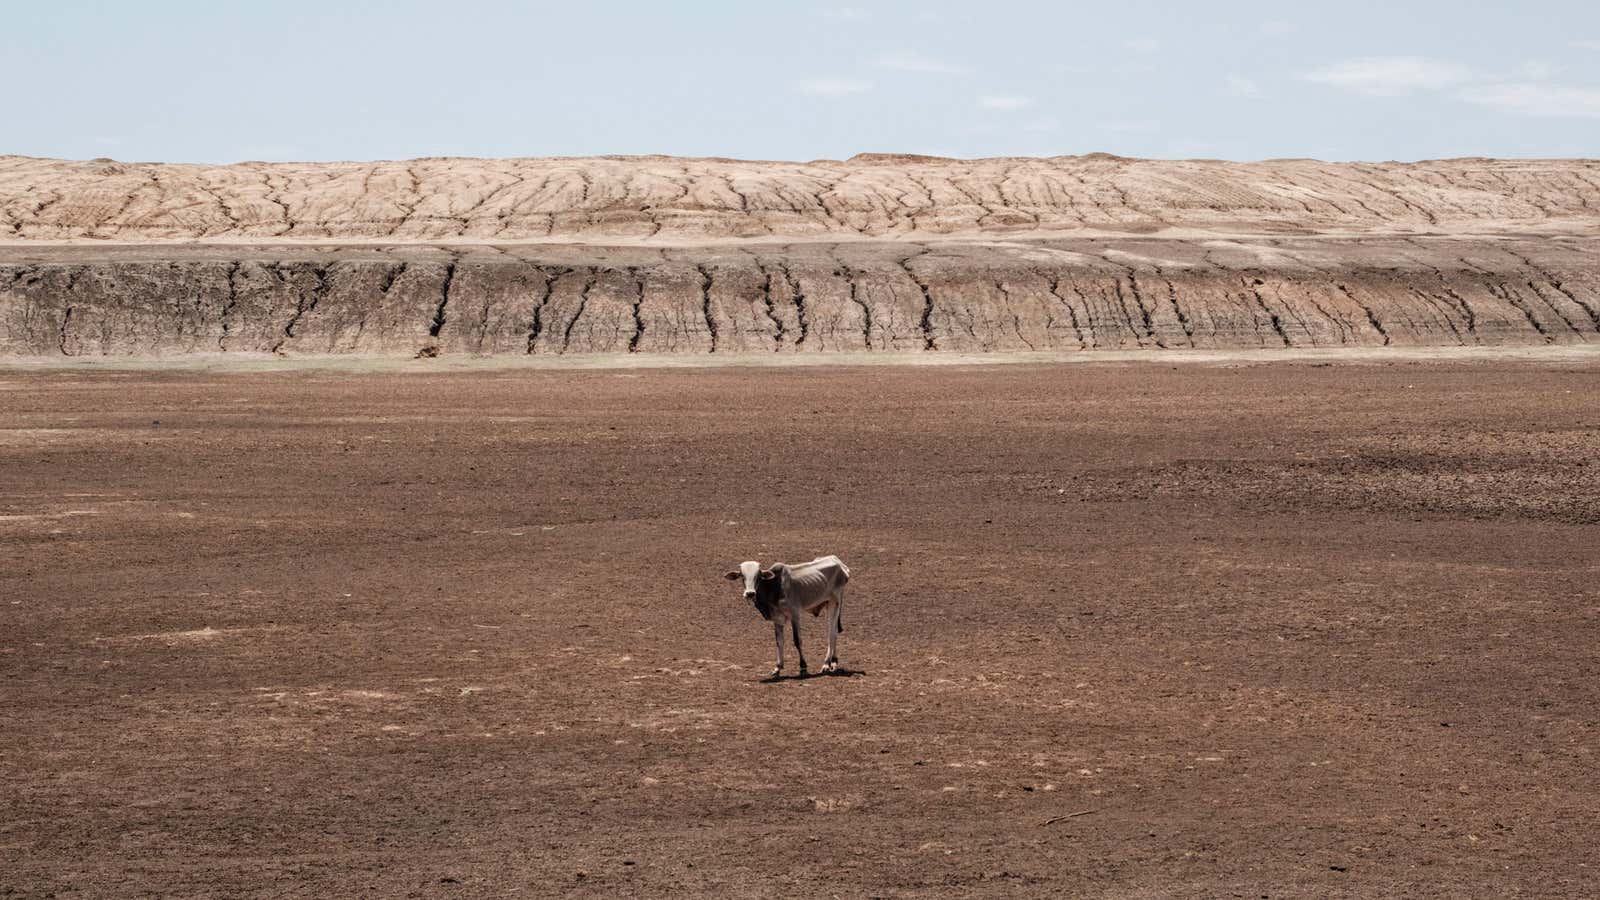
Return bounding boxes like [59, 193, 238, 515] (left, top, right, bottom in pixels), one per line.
[5, 153, 1599, 242]
[4, 235, 1597, 356]
[5, 154, 1597, 357]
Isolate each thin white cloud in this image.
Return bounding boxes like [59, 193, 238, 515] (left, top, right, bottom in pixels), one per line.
[1102, 120, 1160, 133]
[1458, 82, 1600, 118]
[1301, 56, 1474, 96]
[794, 77, 871, 96]
[1569, 39, 1600, 50]
[1260, 21, 1298, 36]
[873, 51, 971, 75]
[1517, 59, 1557, 80]
[1225, 75, 1262, 98]
[1166, 139, 1229, 158]
[1124, 36, 1161, 54]
[236, 145, 305, 161]
[979, 95, 1034, 110]
[821, 7, 868, 21]
[1301, 54, 1600, 119]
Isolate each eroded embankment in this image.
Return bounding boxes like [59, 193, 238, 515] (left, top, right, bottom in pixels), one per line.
[2, 236, 1597, 356]
[6, 153, 1600, 241]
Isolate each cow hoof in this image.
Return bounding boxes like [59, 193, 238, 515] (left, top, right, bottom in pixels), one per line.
[798, 666, 808, 676]
[768, 668, 782, 679]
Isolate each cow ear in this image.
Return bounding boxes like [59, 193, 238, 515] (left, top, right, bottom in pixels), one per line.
[724, 570, 741, 581]
[758, 568, 776, 581]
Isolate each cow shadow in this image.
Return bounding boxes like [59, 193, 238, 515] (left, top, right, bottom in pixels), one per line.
[759, 667, 866, 683]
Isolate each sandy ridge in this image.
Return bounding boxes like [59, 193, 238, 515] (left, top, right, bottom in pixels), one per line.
[5, 153, 1600, 244]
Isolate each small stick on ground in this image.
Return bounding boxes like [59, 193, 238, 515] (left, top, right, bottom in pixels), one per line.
[1041, 810, 1098, 826]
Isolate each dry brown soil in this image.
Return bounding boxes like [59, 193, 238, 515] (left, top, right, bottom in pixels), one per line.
[3, 360, 1599, 897]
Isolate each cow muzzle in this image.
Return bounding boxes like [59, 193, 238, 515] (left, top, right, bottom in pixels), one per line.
[743, 590, 756, 601]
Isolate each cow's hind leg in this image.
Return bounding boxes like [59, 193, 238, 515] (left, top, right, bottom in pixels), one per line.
[824, 592, 843, 672]
[790, 609, 808, 675]
[770, 620, 785, 679]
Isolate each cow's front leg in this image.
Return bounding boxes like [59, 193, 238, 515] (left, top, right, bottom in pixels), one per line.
[790, 609, 808, 675]
[770, 620, 785, 678]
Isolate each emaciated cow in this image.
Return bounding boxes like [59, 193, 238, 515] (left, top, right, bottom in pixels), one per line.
[724, 555, 850, 678]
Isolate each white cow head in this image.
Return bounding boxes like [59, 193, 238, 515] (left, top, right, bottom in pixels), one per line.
[723, 559, 776, 602]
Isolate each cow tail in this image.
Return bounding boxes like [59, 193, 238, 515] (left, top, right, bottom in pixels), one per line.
[838, 563, 849, 632]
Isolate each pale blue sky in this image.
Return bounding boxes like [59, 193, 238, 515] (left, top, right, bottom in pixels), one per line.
[5, 0, 1599, 163]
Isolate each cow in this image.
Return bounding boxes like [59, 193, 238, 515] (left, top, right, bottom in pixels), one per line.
[725, 555, 850, 678]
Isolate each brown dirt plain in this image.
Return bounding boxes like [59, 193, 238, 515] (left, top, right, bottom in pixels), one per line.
[3, 358, 1599, 897]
